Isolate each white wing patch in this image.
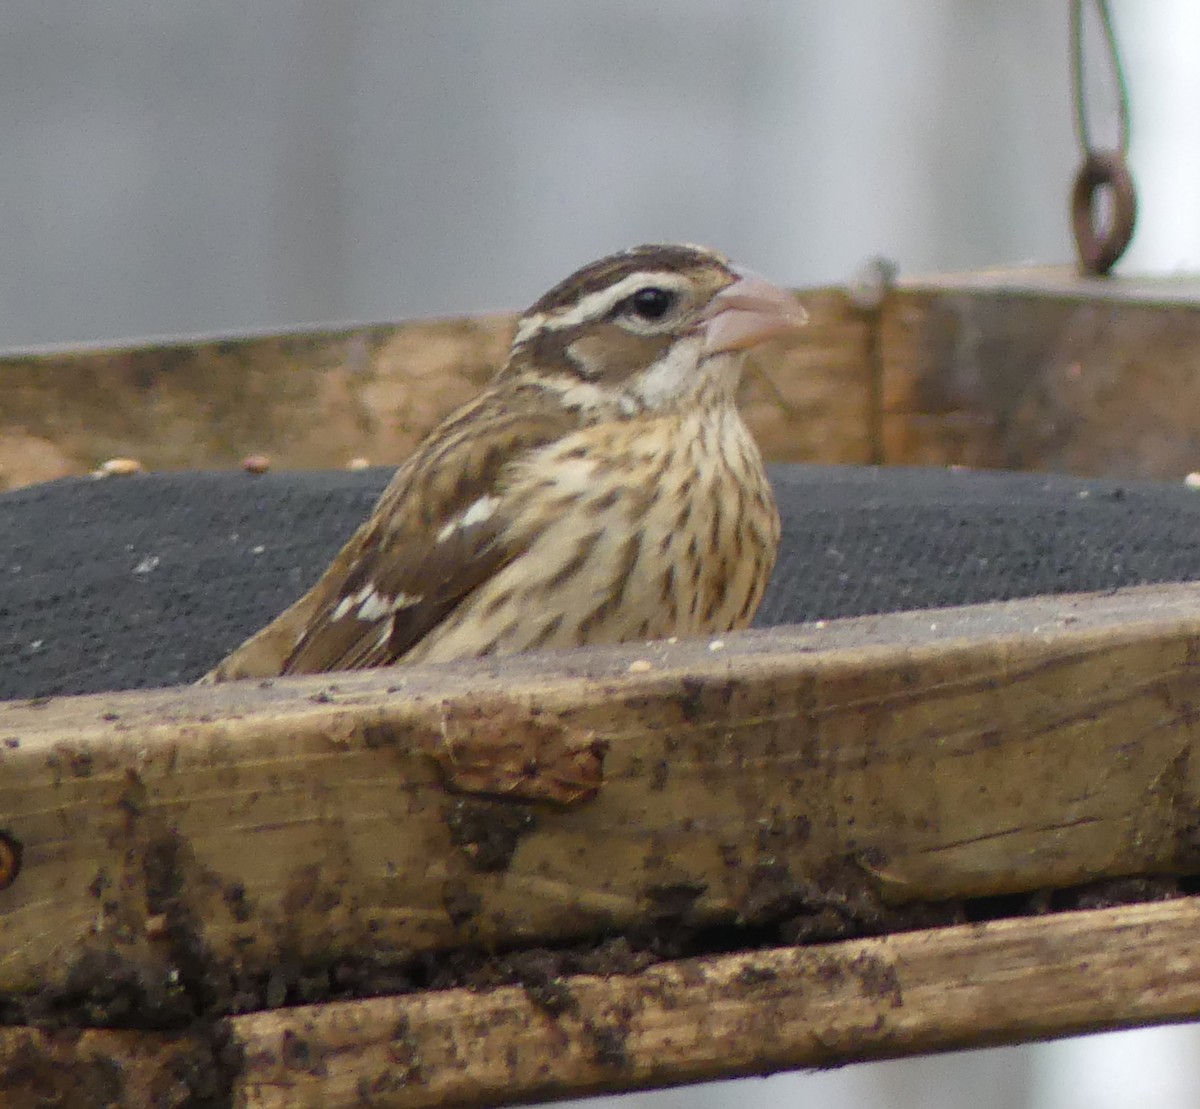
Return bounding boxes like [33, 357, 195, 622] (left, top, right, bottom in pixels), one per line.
[329, 594, 356, 622]
[330, 585, 423, 623]
[356, 590, 395, 622]
[436, 494, 500, 544]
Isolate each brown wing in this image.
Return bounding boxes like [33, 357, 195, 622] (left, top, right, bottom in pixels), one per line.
[283, 479, 510, 672]
[202, 388, 576, 681]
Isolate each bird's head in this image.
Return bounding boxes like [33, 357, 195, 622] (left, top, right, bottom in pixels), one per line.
[503, 244, 807, 416]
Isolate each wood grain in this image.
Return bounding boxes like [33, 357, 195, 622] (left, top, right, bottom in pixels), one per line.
[883, 269, 1200, 477]
[0, 1027, 215, 1109]
[738, 287, 873, 464]
[0, 318, 514, 491]
[227, 897, 1200, 1108]
[3, 582, 1200, 1013]
[6, 896, 1200, 1107]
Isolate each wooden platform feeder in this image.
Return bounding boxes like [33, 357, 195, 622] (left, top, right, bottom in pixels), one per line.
[3, 269, 1200, 1107]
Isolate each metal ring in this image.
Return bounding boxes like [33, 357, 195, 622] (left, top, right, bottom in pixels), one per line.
[1071, 150, 1137, 275]
[0, 831, 23, 890]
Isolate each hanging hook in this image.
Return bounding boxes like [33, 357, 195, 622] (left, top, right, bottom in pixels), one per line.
[1068, 0, 1136, 275]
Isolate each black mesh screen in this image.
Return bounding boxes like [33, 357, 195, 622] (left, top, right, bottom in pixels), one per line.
[3, 464, 1199, 700]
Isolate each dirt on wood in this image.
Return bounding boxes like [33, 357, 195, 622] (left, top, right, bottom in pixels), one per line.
[4, 842, 1186, 1031]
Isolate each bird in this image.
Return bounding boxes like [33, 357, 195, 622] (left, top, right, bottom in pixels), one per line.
[202, 243, 807, 683]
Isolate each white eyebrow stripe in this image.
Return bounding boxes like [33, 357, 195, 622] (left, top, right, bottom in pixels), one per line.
[513, 312, 546, 346]
[519, 271, 690, 339]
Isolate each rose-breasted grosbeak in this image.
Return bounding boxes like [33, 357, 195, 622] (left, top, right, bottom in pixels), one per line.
[203, 244, 806, 682]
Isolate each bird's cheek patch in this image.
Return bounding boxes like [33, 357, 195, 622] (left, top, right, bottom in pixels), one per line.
[568, 329, 675, 387]
[564, 335, 603, 380]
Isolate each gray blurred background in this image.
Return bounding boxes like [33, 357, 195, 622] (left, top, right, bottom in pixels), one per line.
[0, 1, 1084, 348]
[4, 2, 1199, 1106]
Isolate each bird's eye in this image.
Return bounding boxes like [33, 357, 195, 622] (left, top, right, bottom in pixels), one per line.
[626, 287, 676, 321]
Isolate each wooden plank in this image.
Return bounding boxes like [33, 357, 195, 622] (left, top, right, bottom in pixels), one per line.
[882, 267, 1200, 477]
[6, 896, 1200, 1107]
[904, 265, 1200, 305]
[9, 264, 1200, 489]
[3, 582, 1200, 1016]
[0, 1027, 216, 1109]
[0, 289, 872, 491]
[0, 317, 514, 491]
[6, 265, 1200, 490]
[738, 287, 872, 465]
[227, 897, 1200, 1108]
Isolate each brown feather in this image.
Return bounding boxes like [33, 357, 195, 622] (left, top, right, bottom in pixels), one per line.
[202, 388, 580, 680]
[202, 243, 792, 683]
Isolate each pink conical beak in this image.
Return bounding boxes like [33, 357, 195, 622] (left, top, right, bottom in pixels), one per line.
[702, 269, 808, 355]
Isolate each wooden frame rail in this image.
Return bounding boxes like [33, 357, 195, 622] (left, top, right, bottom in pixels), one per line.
[5, 267, 1200, 489]
[7, 897, 1200, 1108]
[4, 582, 1200, 1103]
